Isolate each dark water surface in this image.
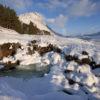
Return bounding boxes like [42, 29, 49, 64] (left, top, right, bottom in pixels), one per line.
[0, 64, 50, 79]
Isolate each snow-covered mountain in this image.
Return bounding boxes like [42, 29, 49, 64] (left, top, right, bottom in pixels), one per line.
[77, 32, 100, 42]
[19, 12, 54, 35]
[84, 32, 100, 40]
[85, 32, 100, 37]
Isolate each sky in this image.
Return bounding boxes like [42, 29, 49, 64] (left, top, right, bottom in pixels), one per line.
[0, 0, 100, 36]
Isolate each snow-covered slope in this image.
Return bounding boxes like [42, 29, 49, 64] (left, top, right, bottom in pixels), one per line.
[0, 26, 100, 65]
[19, 12, 54, 35]
[0, 26, 100, 100]
[0, 26, 54, 45]
[80, 32, 100, 42]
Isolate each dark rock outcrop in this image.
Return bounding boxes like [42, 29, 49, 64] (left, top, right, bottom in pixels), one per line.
[0, 60, 20, 72]
[64, 51, 100, 70]
[37, 44, 54, 56]
[0, 43, 21, 59]
[65, 55, 78, 62]
[0, 42, 99, 72]
[80, 58, 91, 65]
[82, 51, 88, 55]
[68, 79, 76, 85]
[92, 64, 100, 69]
[27, 47, 34, 55]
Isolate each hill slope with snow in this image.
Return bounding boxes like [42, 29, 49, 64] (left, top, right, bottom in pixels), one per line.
[77, 32, 100, 42]
[19, 12, 54, 35]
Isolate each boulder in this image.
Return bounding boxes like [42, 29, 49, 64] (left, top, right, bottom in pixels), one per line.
[0, 43, 21, 59]
[0, 60, 20, 71]
[27, 47, 34, 55]
[81, 58, 91, 65]
[37, 44, 54, 56]
[65, 55, 78, 62]
[82, 51, 88, 55]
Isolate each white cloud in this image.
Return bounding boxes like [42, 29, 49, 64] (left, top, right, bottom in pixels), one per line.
[1, 0, 33, 9]
[38, 0, 72, 9]
[2, 0, 99, 17]
[69, 0, 97, 16]
[46, 14, 68, 35]
[47, 14, 68, 28]
[38, 0, 99, 17]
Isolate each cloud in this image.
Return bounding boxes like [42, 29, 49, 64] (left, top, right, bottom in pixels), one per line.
[0, 0, 34, 14]
[38, 0, 72, 9]
[10, 0, 26, 8]
[0, 0, 33, 9]
[46, 14, 68, 35]
[69, 0, 97, 16]
[90, 25, 100, 33]
[37, 0, 100, 17]
[47, 14, 68, 28]
[1, 0, 99, 17]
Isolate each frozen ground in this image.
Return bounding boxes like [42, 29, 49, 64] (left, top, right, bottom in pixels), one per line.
[0, 27, 100, 100]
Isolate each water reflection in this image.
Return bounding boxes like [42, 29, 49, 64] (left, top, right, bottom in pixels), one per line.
[0, 63, 50, 79]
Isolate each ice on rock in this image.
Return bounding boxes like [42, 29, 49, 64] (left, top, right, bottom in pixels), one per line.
[66, 61, 78, 71]
[85, 74, 98, 87]
[41, 53, 51, 66]
[2, 57, 16, 63]
[94, 52, 100, 64]
[66, 64, 98, 86]
[19, 52, 41, 66]
[41, 59, 50, 66]
[51, 53, 62, 65]
[78, 65, 98, 86]
[78, 65, 91, 74]
[52, 74, 65, 86]
[79, 55, 88, 60]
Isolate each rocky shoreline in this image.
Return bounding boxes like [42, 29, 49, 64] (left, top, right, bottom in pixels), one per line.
[0, 41, 99, 72]
[0, 42, 60, 71]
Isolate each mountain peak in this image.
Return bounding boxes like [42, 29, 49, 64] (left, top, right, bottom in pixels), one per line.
[19, 12, 45, 24]
[19, 12, 53, 34]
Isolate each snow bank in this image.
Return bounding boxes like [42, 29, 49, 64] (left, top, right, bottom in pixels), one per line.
[0, 27, 100, 100]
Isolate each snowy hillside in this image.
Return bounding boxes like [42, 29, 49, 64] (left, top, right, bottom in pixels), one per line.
[19, 12, 54, 35]
[80, 32, 100, 42]
[0, 26, 100, 100]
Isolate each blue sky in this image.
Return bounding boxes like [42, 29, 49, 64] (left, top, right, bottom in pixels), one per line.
[0, 0, 100, 36]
